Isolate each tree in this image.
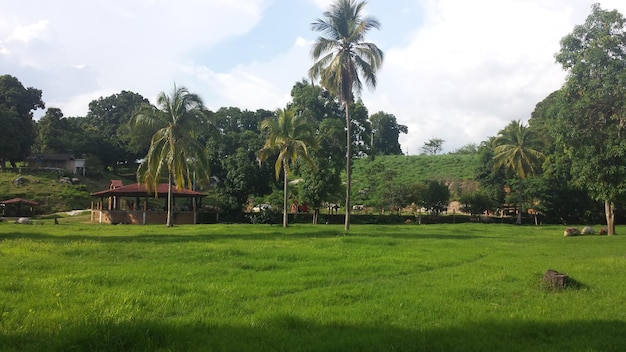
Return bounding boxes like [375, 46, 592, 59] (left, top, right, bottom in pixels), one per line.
[419, 180, 450, 215]
[369, 111, 408, 155]
[492, 120, 544, 224]
[309, 0, 384, 231]
[552, 4, 626, 235]
[84, 91, 150, 171]
[258, 107, 316, 227]
[132, 85, 212, 227]
[421, 138, 445, 155]
[0, 75, 44, 168]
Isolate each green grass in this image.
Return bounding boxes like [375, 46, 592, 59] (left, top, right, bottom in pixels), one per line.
[0, 223, 625, 351]
[351, 154, 480, 198]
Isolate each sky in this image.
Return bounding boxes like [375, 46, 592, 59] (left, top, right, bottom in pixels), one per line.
[2, 0, 626, 154]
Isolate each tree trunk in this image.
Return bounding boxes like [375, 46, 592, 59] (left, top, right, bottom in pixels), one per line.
[345, 103, 351, 231]
[516, 180, 523, 225]
[166, 173, 173, 227]
[605, 200, 615, 236]
[283, 159, 288, 228]
[313, 208, 319, 224]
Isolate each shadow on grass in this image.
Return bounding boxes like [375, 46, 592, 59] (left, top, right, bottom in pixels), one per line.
[1, 318, 623, 352]
[0, 227, 487, 243]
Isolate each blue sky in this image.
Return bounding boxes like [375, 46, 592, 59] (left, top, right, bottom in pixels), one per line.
[2, 0, 626, 154]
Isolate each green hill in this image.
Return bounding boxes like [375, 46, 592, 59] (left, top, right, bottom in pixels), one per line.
[0, 170, 133, 215]
[351, 154, 481, 199]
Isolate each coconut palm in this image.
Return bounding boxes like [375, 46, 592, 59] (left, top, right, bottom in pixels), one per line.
[132, 85, 211, 227]
[309, 0, 383, 231]
[258, 108, 316, 227]
[493, 120, 545, 225]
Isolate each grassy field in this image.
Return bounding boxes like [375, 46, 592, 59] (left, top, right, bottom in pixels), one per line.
[0, 222, 624, 351]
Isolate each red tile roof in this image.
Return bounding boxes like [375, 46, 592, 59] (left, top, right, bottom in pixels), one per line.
[91, 183, 206, 198]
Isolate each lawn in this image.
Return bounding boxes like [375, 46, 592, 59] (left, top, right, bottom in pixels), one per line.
[0, 222, 624, 351]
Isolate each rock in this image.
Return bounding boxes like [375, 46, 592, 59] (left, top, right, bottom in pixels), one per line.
[598, 227, 608, 235]
[15, 217, 31, 224]
[563, 227, 580, 237]
[13, 176, 26, 186]
[581, 226, 595, 235]
[71, 177, 80, 184]
[59, 177, 72, 184]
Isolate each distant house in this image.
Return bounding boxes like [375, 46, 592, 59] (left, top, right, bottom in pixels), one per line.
[26, 153, 86, 175]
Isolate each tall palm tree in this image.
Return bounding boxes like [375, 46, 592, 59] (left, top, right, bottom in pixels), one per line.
[132, 85, 211, 227]
[309, 0, 383, 231]
[493, 120, 544, 225]
[258, 108, 316, 228]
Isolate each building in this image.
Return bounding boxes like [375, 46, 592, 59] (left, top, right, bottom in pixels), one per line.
[26, 153, 86, 175]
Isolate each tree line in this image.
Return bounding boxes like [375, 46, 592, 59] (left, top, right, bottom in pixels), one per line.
[2, 2, 626, 233]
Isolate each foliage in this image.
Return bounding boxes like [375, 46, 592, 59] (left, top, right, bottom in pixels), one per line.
[418, 180, 451, 215]
[552, 3, 626, 235]
[459, 191, 496, 217]
[0, 75, 44, 168]
[132, 85, 212, 226]
[369, 111, 408, 156]
[2, 223, 626, 351]
[258, 108, 317, 227]
[83, 91, 150, 171]
[309, 0, 384, 230]
[421, 138, 445, 155]
[492, 120, 545, 224]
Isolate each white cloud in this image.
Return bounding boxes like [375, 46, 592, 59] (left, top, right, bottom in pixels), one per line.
[7, 20, 49, 42]
[361, 0, 623, 154]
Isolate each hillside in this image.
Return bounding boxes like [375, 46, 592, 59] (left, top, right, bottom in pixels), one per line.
[0, 169, 134, 215]
[351, 154, 481, 199]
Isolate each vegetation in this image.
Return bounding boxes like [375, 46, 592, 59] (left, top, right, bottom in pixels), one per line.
[258, 108, 317, 227]
[309, 0, 384, 231]
[132, 85, 213, 227]
[0, 222, 625, 351]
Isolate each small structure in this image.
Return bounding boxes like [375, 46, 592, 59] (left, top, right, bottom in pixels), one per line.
[90, 181, 207, 225]
[26, 153, 86, 175]
[0, 198, 39, 217]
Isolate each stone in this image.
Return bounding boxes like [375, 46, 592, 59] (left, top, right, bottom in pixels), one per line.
[563, 227, 580, 237]
[581, 226, 595, 235]
[598, 227, 608, 235]
[15, 217, 31, 224]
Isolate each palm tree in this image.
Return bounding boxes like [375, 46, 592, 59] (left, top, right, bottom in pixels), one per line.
[493, 120, 544, 225]
[132, 85, 211, 227]
[258, 108, 316, 227]
[309, 0, 383, 231]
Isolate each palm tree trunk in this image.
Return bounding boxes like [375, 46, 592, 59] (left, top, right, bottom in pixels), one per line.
[283, 158, 288, 228]
[166, 172, 173, 227]
[345, 103, 351, 231]
[517, 180, 523, 225]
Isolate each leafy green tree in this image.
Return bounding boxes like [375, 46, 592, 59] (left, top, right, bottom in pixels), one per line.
[309, 0, 384, 231]
[421, 138, 445, 155]
[452, 143, 478, 155]
[552, 4, 626, 235]
[84, 91, 150, 171]
[419, 180, 450, 215]
[205, 107, 275, 219]
[492, 120, 545, 225]
[258, 108, 317, 227]
[369, 111, 408, 156]
[132, 85, 212, 227]
[0, 75, 44, 168]
[459, 191, 495, 218]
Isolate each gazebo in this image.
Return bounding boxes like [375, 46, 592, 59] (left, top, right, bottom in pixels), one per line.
[1, 198, 39, 217]
[90, 181, 207, 224]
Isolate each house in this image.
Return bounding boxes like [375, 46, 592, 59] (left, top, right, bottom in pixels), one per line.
[26, 153, 86, 175]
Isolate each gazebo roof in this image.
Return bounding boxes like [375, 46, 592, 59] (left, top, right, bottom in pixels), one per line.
[0, 198, 39, 206]
[91, 183, 206, 198]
